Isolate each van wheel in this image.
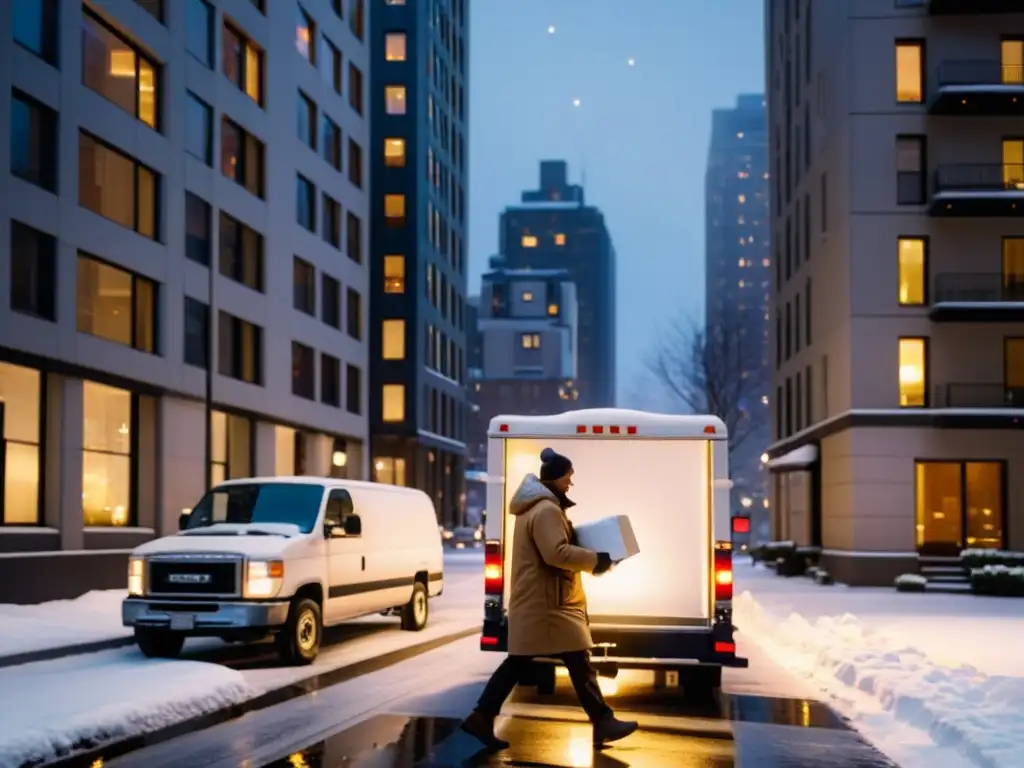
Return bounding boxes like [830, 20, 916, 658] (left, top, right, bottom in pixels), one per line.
[400, 581, 429, 631]
[276, 597, 321, 665]
[135, 629, 184, 659]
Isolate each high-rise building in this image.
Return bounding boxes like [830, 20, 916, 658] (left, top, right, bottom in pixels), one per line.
[765, 0, 1024, 586]
[496, 161, 616, 408]
[705, 94, 771, 514]
[0, 0, 371, 602]
[369, 0, 469, 525]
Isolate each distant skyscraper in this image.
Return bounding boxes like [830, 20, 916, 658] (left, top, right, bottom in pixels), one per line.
[495, 161, 617, 408]
[705, 94, 770, 506]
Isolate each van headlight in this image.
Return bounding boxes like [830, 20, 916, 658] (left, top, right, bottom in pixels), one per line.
[128, 557, 145, 596]
[245, 560, 284, 599]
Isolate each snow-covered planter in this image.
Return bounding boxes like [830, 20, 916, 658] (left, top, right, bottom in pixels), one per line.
[960, 548, 1024, 570]
[970, 564, 1024, 597]
[813, 569, 834, 586]
[894, 573, 927, 592]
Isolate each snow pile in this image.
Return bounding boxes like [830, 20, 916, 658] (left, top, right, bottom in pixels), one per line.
[735, 590, 1024, 768]
[0, 649, 255, 766]
[0, 590, 128, 658]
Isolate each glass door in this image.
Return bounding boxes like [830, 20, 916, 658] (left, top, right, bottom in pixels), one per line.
[1004, 338, 1024, 406]
[965, 462, 1004, 550]
[915, 462, 963, 555]
[1002, 139, 1024, 189]
[1002, 39, 1024, 85]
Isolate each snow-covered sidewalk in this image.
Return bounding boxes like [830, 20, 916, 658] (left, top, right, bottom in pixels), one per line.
[734, 558, 1024, 768]
[0, 589, 130, 661]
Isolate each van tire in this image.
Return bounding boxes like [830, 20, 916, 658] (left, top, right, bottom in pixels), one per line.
[400, 581, 429, 631]
[135, 629, 185, 659]
[276, 597, 321, 665]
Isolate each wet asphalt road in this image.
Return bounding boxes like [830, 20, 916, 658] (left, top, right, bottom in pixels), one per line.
[97, 551, 897, 768]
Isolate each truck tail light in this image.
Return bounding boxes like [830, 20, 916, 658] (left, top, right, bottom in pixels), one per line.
[732, 516, 750, 534]
[714, 543, 733, 603]
[484, 540, 503, 595]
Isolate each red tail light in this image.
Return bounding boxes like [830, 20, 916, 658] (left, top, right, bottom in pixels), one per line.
[480, 635, 499, 647]
[714, 641, 736, 654]
[484, 541, 503, 595]
[714, 544, 733, 602]
[731, 516, 750, 534]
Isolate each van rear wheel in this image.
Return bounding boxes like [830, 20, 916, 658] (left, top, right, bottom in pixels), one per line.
[400, 581, 429, 631]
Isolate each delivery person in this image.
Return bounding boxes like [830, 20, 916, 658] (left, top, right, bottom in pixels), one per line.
[460, 447, 639, 750]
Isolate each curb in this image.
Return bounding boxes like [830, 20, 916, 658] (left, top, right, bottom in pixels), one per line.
[39, 625, 479, 768]
[0, 636, 135, 670]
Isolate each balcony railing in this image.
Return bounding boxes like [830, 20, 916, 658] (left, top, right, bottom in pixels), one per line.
[936, 383, 1024, 408]
[934, 164, 1024, 193]
[935, 61, 1024, 88]
[933, 273, 1024, 303]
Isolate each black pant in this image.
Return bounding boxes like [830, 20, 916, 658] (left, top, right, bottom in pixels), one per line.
[475, 651, 614, 723]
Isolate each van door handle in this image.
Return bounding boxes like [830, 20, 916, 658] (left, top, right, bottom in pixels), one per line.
[361, 556, 366, 571]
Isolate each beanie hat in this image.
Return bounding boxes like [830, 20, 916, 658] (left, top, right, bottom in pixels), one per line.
[539, 447, 573, 482]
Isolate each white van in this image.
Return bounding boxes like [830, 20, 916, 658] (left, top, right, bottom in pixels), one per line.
[480, 408, 747, 694]
[122, 477, 443, 665]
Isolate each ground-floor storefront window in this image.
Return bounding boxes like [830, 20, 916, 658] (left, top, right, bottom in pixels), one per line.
[210, 410, 252, 485]
[374, 456, 406, 485]
[915, 460, 1004, 553]
[0, 363, 42, 524]
[82, 381, 132, 526]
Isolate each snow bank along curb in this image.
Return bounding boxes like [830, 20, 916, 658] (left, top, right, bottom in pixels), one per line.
[735, 590, 1023, 768]
[36, 626, 478, 768]
[0, 635, 135, 670]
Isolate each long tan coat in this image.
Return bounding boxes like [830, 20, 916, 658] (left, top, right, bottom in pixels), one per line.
[507, 474, 599, 656]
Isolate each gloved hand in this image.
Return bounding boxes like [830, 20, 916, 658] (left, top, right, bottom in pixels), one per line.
[593, 552, 613, 575]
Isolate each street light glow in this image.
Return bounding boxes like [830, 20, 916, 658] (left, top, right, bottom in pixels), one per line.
[547, 25, 556, 34]
[572, 98, 581, 107]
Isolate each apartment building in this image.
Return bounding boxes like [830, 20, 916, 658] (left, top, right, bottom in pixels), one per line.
[0, 0, 370, 602]
[368, 0, 469, 525]
[765, 0, 1024, 586]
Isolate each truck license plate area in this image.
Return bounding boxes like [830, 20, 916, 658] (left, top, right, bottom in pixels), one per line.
[170, 614, 195, 631]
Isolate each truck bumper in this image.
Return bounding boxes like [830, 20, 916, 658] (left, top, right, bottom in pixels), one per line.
[123, 598, 290, 634]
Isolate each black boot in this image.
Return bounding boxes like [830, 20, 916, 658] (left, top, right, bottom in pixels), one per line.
[460, 710, 510, 750]
[592, 715, 638, 747]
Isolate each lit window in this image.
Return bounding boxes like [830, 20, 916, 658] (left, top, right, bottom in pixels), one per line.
[385, 85, 406, 114]
[521, 333, 541, 349]
[296, 6, 316, 63]
[521, 291, 534, 302]
[385, 0, 405, 4]
[895, 42, 923, 103]
[384, 194, 405, 225]
[385, 32, 406, 61]
[521, 235, 537, 247]
[0, 362, 42, 524]
[554, 233, 566, 246]
[82, 381, 132, 527]
[547, 304, 558, 315]
[897, 238, 926, 306]
[374, 457, 406, 485]
[223, 22, 263, 105]
[898, 338, 927, 407]
[382, 384, 405, 421]
[382, 319, 405, 359]
[384, 255, 405, 293]
[384, 138, 406, 167]
[1002, 40, 1023, 85]
[738, 194, 746, 203]
[82, 11, 159, 129]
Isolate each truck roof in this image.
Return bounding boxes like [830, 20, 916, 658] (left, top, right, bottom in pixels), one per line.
[487, 408, 728, 439]
[215, 476, 430, 499]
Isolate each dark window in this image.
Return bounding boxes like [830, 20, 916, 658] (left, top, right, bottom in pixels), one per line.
[784, 303, 791, 360]
[185, 91, 212, 164]
[135, 0, 163, 22]
[805, 364, 813, 425]
[348, 62, 363, 115]
[13, 0, 59, 66]
[322, 274, 341, 328]
[184, 296, 209, 368]
[222, 22, 263, 105]
[219, 212, 264, 291]
[323, 37, 342, 95]
[348, 0, 364, 41]
[298, 90, 316, 149]
[347, 138, 363, 187]
[293, 256, 316, 315]
[248, 0, 265, 12]
[820, 171, 828, 231]
[346, 211, 362, 263]
[78, 132, 160, 240]
[775, 385, 783, 438]
[345, 363, 362, 414]
[221, 117, 265, 198]
[297, 174, 316, 231]
[805, 279, 812, 345]
[185, 192, 211, 265]
[785, 378, 793, 436]
[322, 193, 341, 248]
[322, 114, 342, 170]
[10, 221, 56, 321]
[291, 342, 315, 399]
[218, 311, 263, 384]
[896, 135, 926, 206]
[82, 10, 160, 129]
[794, 373, 803, 432]
[346, 287, 362, 339]
[76, 252, 158, 353]
[10, 89, 57, 192]
[320, 353, 341, 407]
[185, 0, 213, 66]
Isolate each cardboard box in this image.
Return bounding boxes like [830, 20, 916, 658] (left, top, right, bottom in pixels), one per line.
[574, 515, 640, 563]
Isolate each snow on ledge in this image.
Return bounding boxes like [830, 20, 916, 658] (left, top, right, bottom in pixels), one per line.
[766, 444, 818, 471]
[734, 590, 1023, 768]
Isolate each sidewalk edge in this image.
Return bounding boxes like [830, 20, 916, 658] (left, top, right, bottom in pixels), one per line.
[0, 636, 134, 670]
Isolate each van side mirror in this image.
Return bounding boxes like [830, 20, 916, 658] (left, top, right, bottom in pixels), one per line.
[178, 512, 190, 531]
[343, 514, 361, 536]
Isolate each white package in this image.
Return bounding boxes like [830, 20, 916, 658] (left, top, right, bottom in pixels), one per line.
[573, 515, 640, 563]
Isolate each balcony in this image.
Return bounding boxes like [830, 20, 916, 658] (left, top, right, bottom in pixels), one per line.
[934, 383, 1024, 409]
[928, 61, 1024, 115]
[929, 164, 1024, 216]
[927, 0, 1020, 13]
[929, 274, 1024, 321]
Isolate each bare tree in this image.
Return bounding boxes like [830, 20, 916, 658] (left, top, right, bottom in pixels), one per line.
[645, 312, 767, 456]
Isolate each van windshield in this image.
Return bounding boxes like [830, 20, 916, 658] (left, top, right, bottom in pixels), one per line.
[184, 483, 325, 533]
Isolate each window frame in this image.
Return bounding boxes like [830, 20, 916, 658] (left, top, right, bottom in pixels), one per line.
[75, 251, 159, 354]
[81, 381, 138, 527]
[12, 0, 60, 66]
[896, 236, 928, 306]
[218, 211, 265, 292]
[382, 318, 406, 360]
[320, 353, 341, 407]
[220, 116, 266, 198]
[0, 363, 46, 526]
[321, 273, 341, 328]
[898, 335, 929, 408]
[185, 0, 214, 67]
[10, 220, 57, 322]
[298, 90, 317, 150]
[217, 311, 264, 385]
[293, 256, 316, 316]
[384, 255, 405, 293]
[381, 383, 405, 422]
[78, 130, 161, 240]
[185, 90, 213, 165]
[895, 134, 927, 206]
[895, 38, 925, 105]
[185, 192, 212, 266]
[345, 363, 362, 414]
[346, 286, 362, 339]
[222, 21, 264, 106]
[322, 192, 342, 248]
[291, 341, 316, 400]
[184, 295, 209, 369]
[10, 89, 58, 192]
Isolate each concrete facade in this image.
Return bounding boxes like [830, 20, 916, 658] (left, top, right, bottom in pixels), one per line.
[765, 0, 1024, 585]
[0, 0, 370, 601]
